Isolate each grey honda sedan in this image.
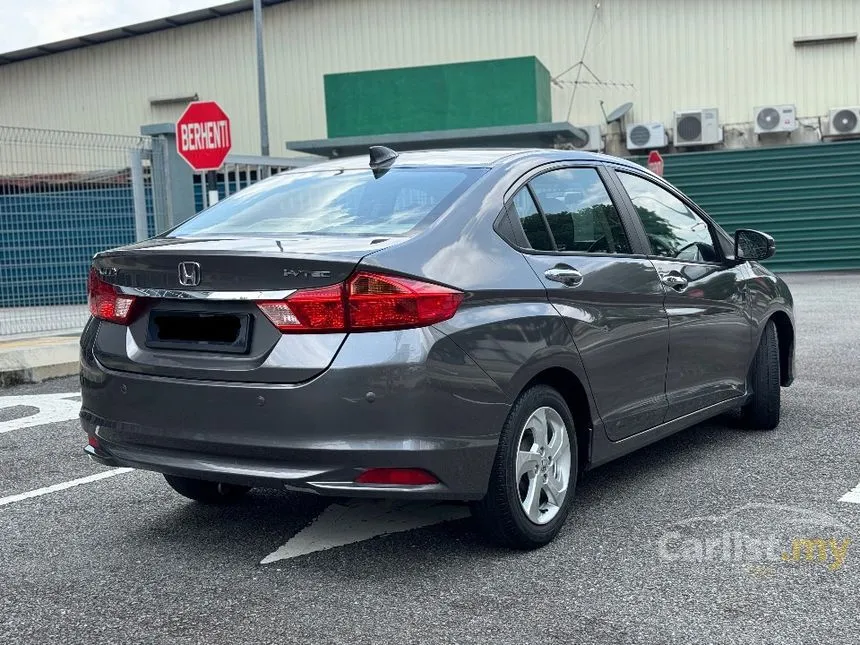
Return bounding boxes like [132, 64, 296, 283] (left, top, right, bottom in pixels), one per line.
[81, 147, 794, 549]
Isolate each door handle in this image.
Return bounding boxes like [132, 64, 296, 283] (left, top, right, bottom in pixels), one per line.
[544, 266, 583, 287]
[661, 273, 688, 291]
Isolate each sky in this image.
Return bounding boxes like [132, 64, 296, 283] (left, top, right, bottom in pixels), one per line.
[0, 0, 218, 52]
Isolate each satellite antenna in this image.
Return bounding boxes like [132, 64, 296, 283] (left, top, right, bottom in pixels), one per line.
[604, 101, 633, 125]
[602, 101, 634, 148]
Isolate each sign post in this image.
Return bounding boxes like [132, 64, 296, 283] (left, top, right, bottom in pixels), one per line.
[647, 150, 664, 177]
[175, 101, 232, 207]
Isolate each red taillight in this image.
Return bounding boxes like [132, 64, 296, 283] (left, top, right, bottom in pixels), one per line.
[355, 468, 439, 486]
[257, 272, 463, 333]
[348, 273, 463, 331]
[87, 267, 137, 324]
[257, 284, 345, 332]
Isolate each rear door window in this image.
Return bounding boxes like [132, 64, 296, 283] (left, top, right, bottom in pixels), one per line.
[169, 167, 484, 237]
[529, 168, 633, 254]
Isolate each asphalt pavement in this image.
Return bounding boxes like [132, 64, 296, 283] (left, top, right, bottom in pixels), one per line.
[1, 272, 859, 645]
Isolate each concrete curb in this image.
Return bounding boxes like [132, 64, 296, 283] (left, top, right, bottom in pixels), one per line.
[0, 336, 80, 387]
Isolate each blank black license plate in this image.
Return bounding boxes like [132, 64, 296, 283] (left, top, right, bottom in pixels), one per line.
[145, 311, 252, 354]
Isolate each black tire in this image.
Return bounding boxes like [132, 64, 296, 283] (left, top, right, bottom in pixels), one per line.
[471, 385, 578, 550]
[740, 320, 781, 430]
[163, 474, 251, 504]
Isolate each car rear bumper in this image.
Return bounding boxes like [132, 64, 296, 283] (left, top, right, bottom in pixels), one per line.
[80, 325, 509, 500]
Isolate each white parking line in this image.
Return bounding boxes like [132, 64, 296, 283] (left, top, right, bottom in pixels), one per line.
[0, 468, 133, 507]
[261, 500, 470, 564]
[0, 392, 81, 433]
[839, 482, 860, 504]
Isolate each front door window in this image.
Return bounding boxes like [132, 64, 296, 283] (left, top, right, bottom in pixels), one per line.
[617, 172, 717, 262]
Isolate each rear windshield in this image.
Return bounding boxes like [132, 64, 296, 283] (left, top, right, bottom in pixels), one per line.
[168, 167, 485, 237]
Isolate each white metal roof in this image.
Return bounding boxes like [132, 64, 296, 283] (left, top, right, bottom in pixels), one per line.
[0, 0, 291, 66]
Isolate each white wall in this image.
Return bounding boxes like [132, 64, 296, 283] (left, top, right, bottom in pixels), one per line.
[0, 0, 858, 155]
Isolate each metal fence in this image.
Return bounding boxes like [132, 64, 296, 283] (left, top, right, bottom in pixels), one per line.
[193, 154, 317, 211]
[0, 127, 317, 338]
[0, 126, 163, 336]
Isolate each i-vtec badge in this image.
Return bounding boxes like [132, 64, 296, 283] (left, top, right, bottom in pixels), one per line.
[283, 269, 332, 279]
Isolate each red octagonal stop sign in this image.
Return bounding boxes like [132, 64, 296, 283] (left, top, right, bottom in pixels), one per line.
[647, 150, 664, 177]
[175, 101, 232, 171]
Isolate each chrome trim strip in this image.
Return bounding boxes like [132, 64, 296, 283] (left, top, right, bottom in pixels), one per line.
[116, 286, 295, 300]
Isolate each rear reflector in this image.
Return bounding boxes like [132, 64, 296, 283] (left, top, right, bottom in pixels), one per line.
[87, 435, 100, 449]
[355, 468, 439, 486]
[257, 272, 463, 333]
[88, 268, 137, 324]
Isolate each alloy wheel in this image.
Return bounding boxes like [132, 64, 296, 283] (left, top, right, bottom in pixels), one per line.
[514, 406, 572, 525]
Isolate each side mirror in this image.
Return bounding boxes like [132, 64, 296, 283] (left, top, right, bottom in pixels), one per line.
[734, 229, 776, 262]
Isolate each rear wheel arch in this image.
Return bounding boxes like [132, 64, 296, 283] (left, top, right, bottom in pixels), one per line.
[767, 310, 794, 386]
[521, 367, 593, 474]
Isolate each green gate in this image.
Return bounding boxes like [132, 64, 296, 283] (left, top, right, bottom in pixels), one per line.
[642, 140, 860, 272]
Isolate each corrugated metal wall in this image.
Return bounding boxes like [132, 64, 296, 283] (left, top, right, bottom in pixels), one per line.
[654, 140, 860, 272]
[1, 0, 858, 155]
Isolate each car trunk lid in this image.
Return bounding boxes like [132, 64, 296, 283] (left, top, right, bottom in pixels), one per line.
[90, 235, 397, 383]
[94, 235, 398, 291]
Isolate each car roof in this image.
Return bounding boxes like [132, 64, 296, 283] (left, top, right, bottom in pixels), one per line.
[298, 148, 642, 171]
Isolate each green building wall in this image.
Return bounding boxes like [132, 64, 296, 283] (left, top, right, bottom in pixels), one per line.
[324, 56, 552, 138]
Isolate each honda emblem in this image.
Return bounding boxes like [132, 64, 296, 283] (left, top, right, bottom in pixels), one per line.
[177, 262, 201, 287]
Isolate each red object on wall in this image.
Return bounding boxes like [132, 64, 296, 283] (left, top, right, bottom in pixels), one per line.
[647, 150, 664, 177]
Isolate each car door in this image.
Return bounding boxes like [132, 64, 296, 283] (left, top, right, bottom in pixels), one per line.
[505, 164, 669, 440]
[611, 168, 752, 420]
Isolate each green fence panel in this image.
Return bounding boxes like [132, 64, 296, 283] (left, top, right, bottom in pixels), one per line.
[633, 140, 860, 272]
